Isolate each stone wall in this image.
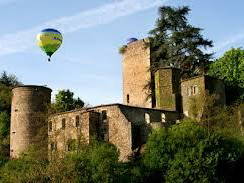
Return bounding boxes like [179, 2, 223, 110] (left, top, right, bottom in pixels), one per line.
[49, 104, 179, 161]
[181, 76, 226, 119]
[205, 76, 226, 106]
[122, 39, 152, 108]
[155, 67, 181, 111]
[48, 110, 99, 154]
[181, 76, 206, 119]
[10, 85, 51, 158]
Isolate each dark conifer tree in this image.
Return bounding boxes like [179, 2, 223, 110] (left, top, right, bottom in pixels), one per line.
[149, 6, 213, 77]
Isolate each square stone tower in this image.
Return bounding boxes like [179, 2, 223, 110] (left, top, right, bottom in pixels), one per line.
[155, 67, 181, 111]
[121, 39, 152, 108]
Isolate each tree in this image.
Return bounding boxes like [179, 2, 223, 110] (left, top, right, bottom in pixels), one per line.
[53, 89, 85, 112]
[0, 71, 21, 87]
[0, 71, 21, 162]
[208, 48, 244, 103]
[149, 6, 213, 77]
[142, 121, 244, 183]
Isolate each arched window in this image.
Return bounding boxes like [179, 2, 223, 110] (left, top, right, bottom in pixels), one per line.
[161, 113, 166, 123]
[145, 113, 150, 124]
[127, 94, 130, 104]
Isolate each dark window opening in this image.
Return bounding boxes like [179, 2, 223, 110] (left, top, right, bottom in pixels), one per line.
[75, 115, 80, 127]
[127, 94, 130, 104]
[50, 143, 56, 151]
[49, 122, 52, 132]
[102, 110, 107, 121]
[67, 139, 77, 151]
[62, 118, 66, 130]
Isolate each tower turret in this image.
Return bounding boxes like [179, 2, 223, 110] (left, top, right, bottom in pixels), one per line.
[10, 85, 51, 158]
[122, 38, 153, 108]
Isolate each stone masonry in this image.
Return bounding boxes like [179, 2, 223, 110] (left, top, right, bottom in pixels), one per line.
[122, 39, 152, 108]
[10, 85, 51, 158]
[48, 104, 179, 161]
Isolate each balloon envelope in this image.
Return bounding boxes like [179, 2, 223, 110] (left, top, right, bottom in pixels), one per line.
[37, 28, 63, 58]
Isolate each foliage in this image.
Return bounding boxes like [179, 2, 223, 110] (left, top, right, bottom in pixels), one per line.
[0, 112, 10, 138]
[142, 121, 244, 183]
[0, 71, 21, 87]
[0, 71, 21, 163]
[208, 48, 244, 103]
[119, 45, 127, 54]
[52, 89, 85, 113]
[0, 141, 120, 183]
[0, 84, 12, 113]
[149, 6, 213, 77]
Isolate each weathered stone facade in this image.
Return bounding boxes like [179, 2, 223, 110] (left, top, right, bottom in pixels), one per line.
[155, 67, 181, 111]
[122, 39, 152, 108]
[181, 75, 226, 119]
[48, 104, 179, 161]
[10, 86, 51, 158]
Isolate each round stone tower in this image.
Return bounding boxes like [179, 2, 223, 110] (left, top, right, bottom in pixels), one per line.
[10, 85, 52, 158]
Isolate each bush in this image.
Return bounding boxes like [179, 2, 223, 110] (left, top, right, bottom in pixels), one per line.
[142, 121, 244, 183]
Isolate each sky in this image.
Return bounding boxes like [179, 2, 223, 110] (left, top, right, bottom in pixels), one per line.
[1, 0, 244, 105]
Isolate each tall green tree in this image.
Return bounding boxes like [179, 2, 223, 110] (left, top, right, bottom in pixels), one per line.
[0, 71, 21, 162]
[149, 6, 213, 77]
[208, 48, 244, 103]
[53, 89, 85, 112]
[0, 71, 21, 87]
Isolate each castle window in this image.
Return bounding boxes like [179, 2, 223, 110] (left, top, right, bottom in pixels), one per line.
[193, 85, 198, 95]
[161, 113, 166, 123]
[50, 143, 56, 151]
[145, 113, 150, 124]
[127, 94, 130, 104]
[49, 121, 52, 132]
[75, 115, 80, 127]
[102, 110, 107, 123]
[67, 139, 77, 151]
[62, 118, 66, 129]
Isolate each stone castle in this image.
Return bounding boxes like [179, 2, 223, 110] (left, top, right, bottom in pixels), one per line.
[10, 38, 226, 161]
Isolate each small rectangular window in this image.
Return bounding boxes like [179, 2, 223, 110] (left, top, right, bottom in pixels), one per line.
[127, 94, 130, 104]
[49, 122, 52, 132]
[62, 118, 66, 130]
[50, 143, 56, 151]
[75, 115, 80, 127]
[193, 85, 198, 95]
[102, 110, 107, 121]
[145, 113, 150, 124]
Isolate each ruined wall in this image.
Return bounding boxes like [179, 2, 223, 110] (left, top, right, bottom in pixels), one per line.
[10, 85, 51, 158]
[48, 110, 99, 155]
[91, 105, 132, 161]
[119, 105, 179, 151]
[122, 39, 152, 108]
[155, 68, 181, 111]
[48, 104, 179, 161]
[181, 76, 226, 119]
[205, 77, 226, 106]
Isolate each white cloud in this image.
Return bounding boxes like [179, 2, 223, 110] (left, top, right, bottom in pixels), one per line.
[0, 0, 168, 56]
[210, 32, 244, 55]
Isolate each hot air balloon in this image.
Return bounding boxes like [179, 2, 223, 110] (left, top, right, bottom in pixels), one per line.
[36, 28, 63, 62]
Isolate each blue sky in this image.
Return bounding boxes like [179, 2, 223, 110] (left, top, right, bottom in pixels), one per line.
[0, 0, 244, 105]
